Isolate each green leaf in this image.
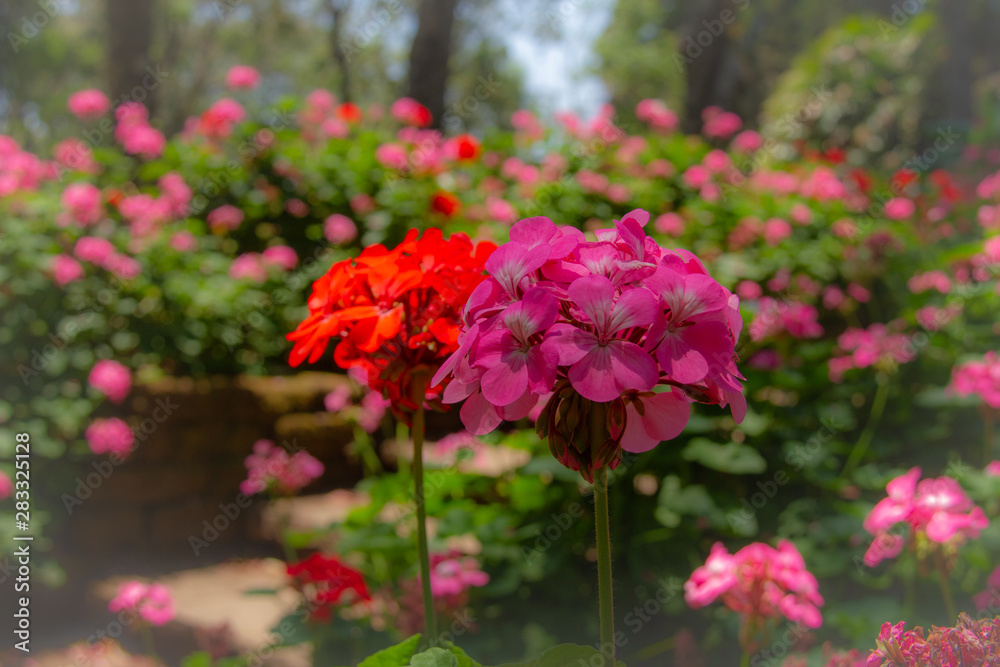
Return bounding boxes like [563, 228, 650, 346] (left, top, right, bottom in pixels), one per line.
[681, 438, 767, 474]
[490, 644, 627, 667]
[357, 635, 422, 667]
[655, 475, 716, 528]
[441, 644, 482, 667]
[179, 653, 212, 667]
[410, 648, 458, 667]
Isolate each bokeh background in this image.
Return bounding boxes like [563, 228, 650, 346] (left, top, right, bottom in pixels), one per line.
[3, 1, 1000, 666]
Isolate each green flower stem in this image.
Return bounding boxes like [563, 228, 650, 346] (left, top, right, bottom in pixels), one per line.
[411, 375, 438, 645]
[842, 374, 890, 477]
[591, 403, 615, 665]
[983, 408, 996, 466]
[139, 623, 160, 663]
[935, 550, 957, 622]
[277, 503, 297, 565]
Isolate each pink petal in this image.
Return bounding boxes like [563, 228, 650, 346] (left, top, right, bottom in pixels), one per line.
[481, 349, 530, 407]
[485, 242, 549, 298]
[460, 389, 503, 435]
[607, 287, 659, 333]
[542, 323, 597, 365]
[639, 391, 690, 440]
[607, 340, 658, 393]
[568, 345, 618, 402]
[504, 287, 558, 340]
[567, 274, 616, 332]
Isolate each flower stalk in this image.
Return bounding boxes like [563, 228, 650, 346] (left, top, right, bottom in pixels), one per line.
[591, 403, 615, 664]
[411, 373, 438, 644]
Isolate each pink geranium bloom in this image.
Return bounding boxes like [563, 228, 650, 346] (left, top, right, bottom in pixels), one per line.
[68, 89, 111, 120]
[61, 183, 103, 226]
[731, 130, 764, 153]
[74, 237, 115, 265]
[686, 540, 823, 629]
[763, 218, 792, 245]
[54, 138, 99, 174]
[88, 360, 132, 403]
[197, 98, 246, 139]
[207, 205, 244, 231]
[226, 65, 261, 90]
[391, 97, 432, 127]
[109, 581, 175, 626]
[654, 212, 684, 237]
[104, 254, 142, 280]
[427, 551, 490, 598]
[323, 213, 358, 244]
[51, 255, 84, 286]
[170, 231, 198, 252]
[702, 106, 742, 139]
[884, 197, 915, 220]
[262, 245, 298, 271]
[229, 253, 267, 282]
[863, 467, 988, 566]
[973, 565, 1000, 611]
[0, 471, 12, 500]
[949, 352, 1000, 409]
[158, 172, 192, 218]
[240, 440, 324, 496]
[986, 461, 1000, 477]
[324, 385, 353, 413]
[85, 418, 135, 457]
[636, 99, 679, 133]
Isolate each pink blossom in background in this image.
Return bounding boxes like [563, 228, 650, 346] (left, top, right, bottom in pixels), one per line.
[646, 158, 674, 178]
[320, 117, 350, 139]
[915, 304, 960, 331]
[207, 205, 245, 231]
[170, 231, 198, 252]
[197, 98, 246, 140]
[67, 89, 111, 120]
[285, 198, 309, 217]
[974, 566, 1000, 611]
[158, 172, 192, 217]
[109, 581, 175, 626]
[350, 193, 376, 214]
[763, 218, 793, 245]
[986, 461, 1000, 477]
[324, 385, 353, 413]
[226, 65, 261, 90]
[767, 268, 791, 292]
[486, 197, 517, 224]
[703, 149, 731, 173]
[731, 130, 764, 153]
[323, 213, 358, 244]
[104, 254, 142, 280]
[701, 106, 742, 139]
[736, 281, 762, 301]
[606, 183, 631, 203]
[685, 540, 824, 629]
[240, 439, 324, 496]
[51, 255, 84, 286]
[635, 99, 679, 133]
[799, 167, 847, 202]
[907, 270, 951, 294]
[682, 165, 710, 189]
[88, 360, 132, 403]
[375, 143, 410, 170]
[74, 237, 115, 265]
[863, 467, 988, 567]
[789, 203, 812, 225]
[229, 253, 268, 282]
[85, 418, 135, 457]
[884, 197, 916, 220]
[61, 183, 103, 226]
[357, 391, 389, 433]
[391, 97, 432, 127]
[749, 298, 823, 342]
[747, 350, 781, 370]
[949, 352, 1000, 408]
[428, 550, 490, 598]
[54, 138, 99, 174]
[114, 104, 166, 159]
[262, 245, 298, 271]
[822, 286, 845, 310]
[119, 194, 171, 236]
[0, 471, 12, 500]
[828, 324, 915, 382]
[511, 109, 545, 141]
[845, 283, 870, 303]
[654, 212, 685, 237]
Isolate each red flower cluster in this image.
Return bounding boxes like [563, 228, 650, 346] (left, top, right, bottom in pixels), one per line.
[868, 614, 1000, 666]
[286, 553, 371, 621]
[431, 191, 461, 217]
[287, 228, 495, 417]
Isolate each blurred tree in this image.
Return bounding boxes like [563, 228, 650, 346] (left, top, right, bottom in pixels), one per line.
[105, 0, 157, 112]
[407, 0, 460, 129]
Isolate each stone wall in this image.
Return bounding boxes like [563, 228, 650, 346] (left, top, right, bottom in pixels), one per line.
[57, 372, 365, 580]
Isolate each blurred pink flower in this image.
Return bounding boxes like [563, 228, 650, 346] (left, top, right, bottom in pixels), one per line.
[828, 324, 914, 381]
[350, 193, 375, 214]
[654, 212, 684, 237]
[732, 130, 764, 153]
[357, 391, 389, 433]
[285, 198, 309, 217]
[884, 197, 915, 220]
[973, 565, 1000, 611]
[109, 581, 175, 626]
[170, 231, 198, 252]
[950, 352, 1000, 409]
[750, 298, 823, 342]
[323, 213, 358, 244]
[159, 172, 192, 217]
[104, 254, 142, 280]
[51, 255, 84, 286]
[88, 360, 132, 403]
[74, 237, 115, 265]
[376, 143, 410, 170]
[54, 138, 99, 174]
[763, 218, 793, 245]
[68, 89, 111, 120]
[85, 418, 135, 457]
[229, 253, 267, 282]
[391, 97, 432, 127]
[324, 385, 352, 413]
[635, 99, 679, 133]
[262, 245, 298, 271]
[226, 65, 261, 90]
[986, 461, 1000, 476]
[197, 98, 246, 139]
[0, 471, 11, 500]
[61, 183, 103, 226]
[240, 439, 324, 496]
[428, 551, 490, 598]
[702, 106, 742, 139]
[207, 205, 245, 231]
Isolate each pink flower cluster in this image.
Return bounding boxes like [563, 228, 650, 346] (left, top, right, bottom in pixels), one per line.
[907, 270, 951, 294]
[114, 103, 166, 159]
[949, 351, 1000, 408]
[88, 360, 132, 403]
[60, 183, 104, 226]
[325, 385, 389, 434]
[240, 440, 324, 496]
[0, 470, 12, 500]
[862, 467, 988, 567]
[828, 324, 915, 382]
[108, 581, 175, 626]
[0, 136, 53, 196]
[749, 297, 823, 342]
[434, 211, 744, 478]
[68, 89, 111, 120]
[702, 106, 742, 139]
[635, 99, 679, 133]
[428, 550, 490, 598]
[684, 540, 824, 629]
[974, 565, 1000, 612]
[323, 213, 358, 244]
[85, 418, 135, 457]
[72, 236, 141, 281]
[226, 65, 261, 90]
[196, 98, 246, 140]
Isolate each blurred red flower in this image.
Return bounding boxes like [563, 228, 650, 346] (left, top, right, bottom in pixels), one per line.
[287, 554, 371, 621]
[431, 191, 461, 217]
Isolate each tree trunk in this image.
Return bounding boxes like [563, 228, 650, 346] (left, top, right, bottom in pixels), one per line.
[406, 0, 460, 130]
[678, 0, 736, 133]
[938, 4, 975, 130]
[105, 0, 156, 114]
[328, 0, 351, 102]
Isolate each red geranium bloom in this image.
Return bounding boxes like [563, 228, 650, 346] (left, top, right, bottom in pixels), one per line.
[335, 102, 363, 124]
[287, 228, 495, 418]
[451, 134, 481, 161]
[287, 554, 370, 621]
[431, 191, 461, 217]
[891, 168, 918, 191]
